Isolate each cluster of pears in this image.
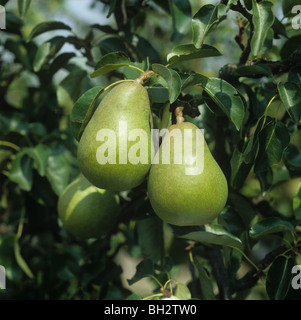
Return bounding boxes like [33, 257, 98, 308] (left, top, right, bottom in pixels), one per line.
[58, 74, 228, 239]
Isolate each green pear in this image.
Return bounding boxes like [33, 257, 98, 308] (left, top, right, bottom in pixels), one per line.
[147, 120, 228, 226]
[78, 81, 153, 191]
[58, 174, 120, 239]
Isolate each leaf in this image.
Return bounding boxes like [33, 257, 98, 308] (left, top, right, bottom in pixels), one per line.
[106, 0, 117, 18]
[179, 224, 244, 251]
[127, 259, 155, 286]
[244, 0, 252, 10]
[33, 42, 51, 72]
[174, 282, 191, 300]
[251, 0, 275, 57]
[146, 86, 169, 104]
[90, 52, 131, 78]
[126, 293, 141, 300]
[33, 36, 66, 72]
[168, 0, 192, 40]
[70, 86, 104, 141]
[18, 0, 31, 18]
[23, 144, 51, 177]
[201, 77, 245, 130]
[278, 82, 301, 124]
[56, 66, 90, 114]
[293, 181, 301, 220]
[5, 40, 31, 69]
[288, 66, 301, 84]
[14, 237, 34, 279]
[226, 0, 238, 11]
[136, 216, 164, 263]
[27, 21, 72, 42]
[266, 255, 295, 300]
[167, 43, 222, 65]
[193, 259, 216, 300]
[254, 120, 290, 173]
[151, 64, 182, 103]
[182, 72, 208, 90]
[192, 4, 219, 48]
[45, 153, 70, 196]
[282, 0, 297, 17]
[280, 35, 301, 60]
[8, 151, 33, 191]
[249, 217, 295, 239]
[231, 64, 272, 77]
[49, 52, 76, 76]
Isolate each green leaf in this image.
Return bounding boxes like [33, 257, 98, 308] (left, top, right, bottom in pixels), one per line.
[56, 66, 90, 114]
[151, 64, 182, 104]
[266, 255, 295, 300]
[90, 52, 131, 78]
[282, 0, 297, 17]
[33, 42, 51, 72]
[251, 0, 275, 57]
[201, 77, 245, 130]
[231, 64, 272, 77]
[280, 35, 301, 60]
[23, 144, 51, 177]
[243, 0, 252, 10]
[192, 4, 219, 48]
[8, 151, 33, 191]
[230, 145, 253, 190]
[70, 86, 104, 141]
[193, 258, 216, 300]
[174, 282, 191, 300]
[278, 82, 301, 124]
[168, 0, 192, 40]
[249, 217, 295, 239]
[18, 0, 31, 18]
[106, 0, 117, 18]
[27, 21, 72, 42]
[179, 224, 244, 251]
[126, 293, 141, 300]
[136, 216, 164, 263]
[146, 86, 169, 104]
[182, 72, 208, 90]
[254, 120, 290, 173]
[14, 237, 34, 279]
[167, 43, 222, 65]
[288, 66, 301, 85]
[5, 40, 31, 69]
[49, 52, 76, 76]
[127, 259, 155, 286]
[45, 153, 70, 196]
[293, 182, 301, 220]
[33, 36, 66, 72]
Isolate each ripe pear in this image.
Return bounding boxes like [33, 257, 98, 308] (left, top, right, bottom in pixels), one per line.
[78, 81, 153, 191]
[147, 120, 228, 226]
[58, 174, 120, 239]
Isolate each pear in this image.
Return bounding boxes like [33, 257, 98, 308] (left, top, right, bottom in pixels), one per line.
[58, 174, 120, 239]
[147, 112, 228, 226]
[78, 81, 153, 191]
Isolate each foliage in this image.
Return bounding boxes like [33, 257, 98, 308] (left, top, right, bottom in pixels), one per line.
[0, 0, 301, 300]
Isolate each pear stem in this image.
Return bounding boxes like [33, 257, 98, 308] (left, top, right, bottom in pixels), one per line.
[135, 70, 155, 85]
[175, 107, 184, 124]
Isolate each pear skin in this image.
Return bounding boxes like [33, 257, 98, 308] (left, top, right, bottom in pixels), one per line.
[78, 81, 153, 191]
[147, 122, 228, 226]
[58, 174, 120, 239]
